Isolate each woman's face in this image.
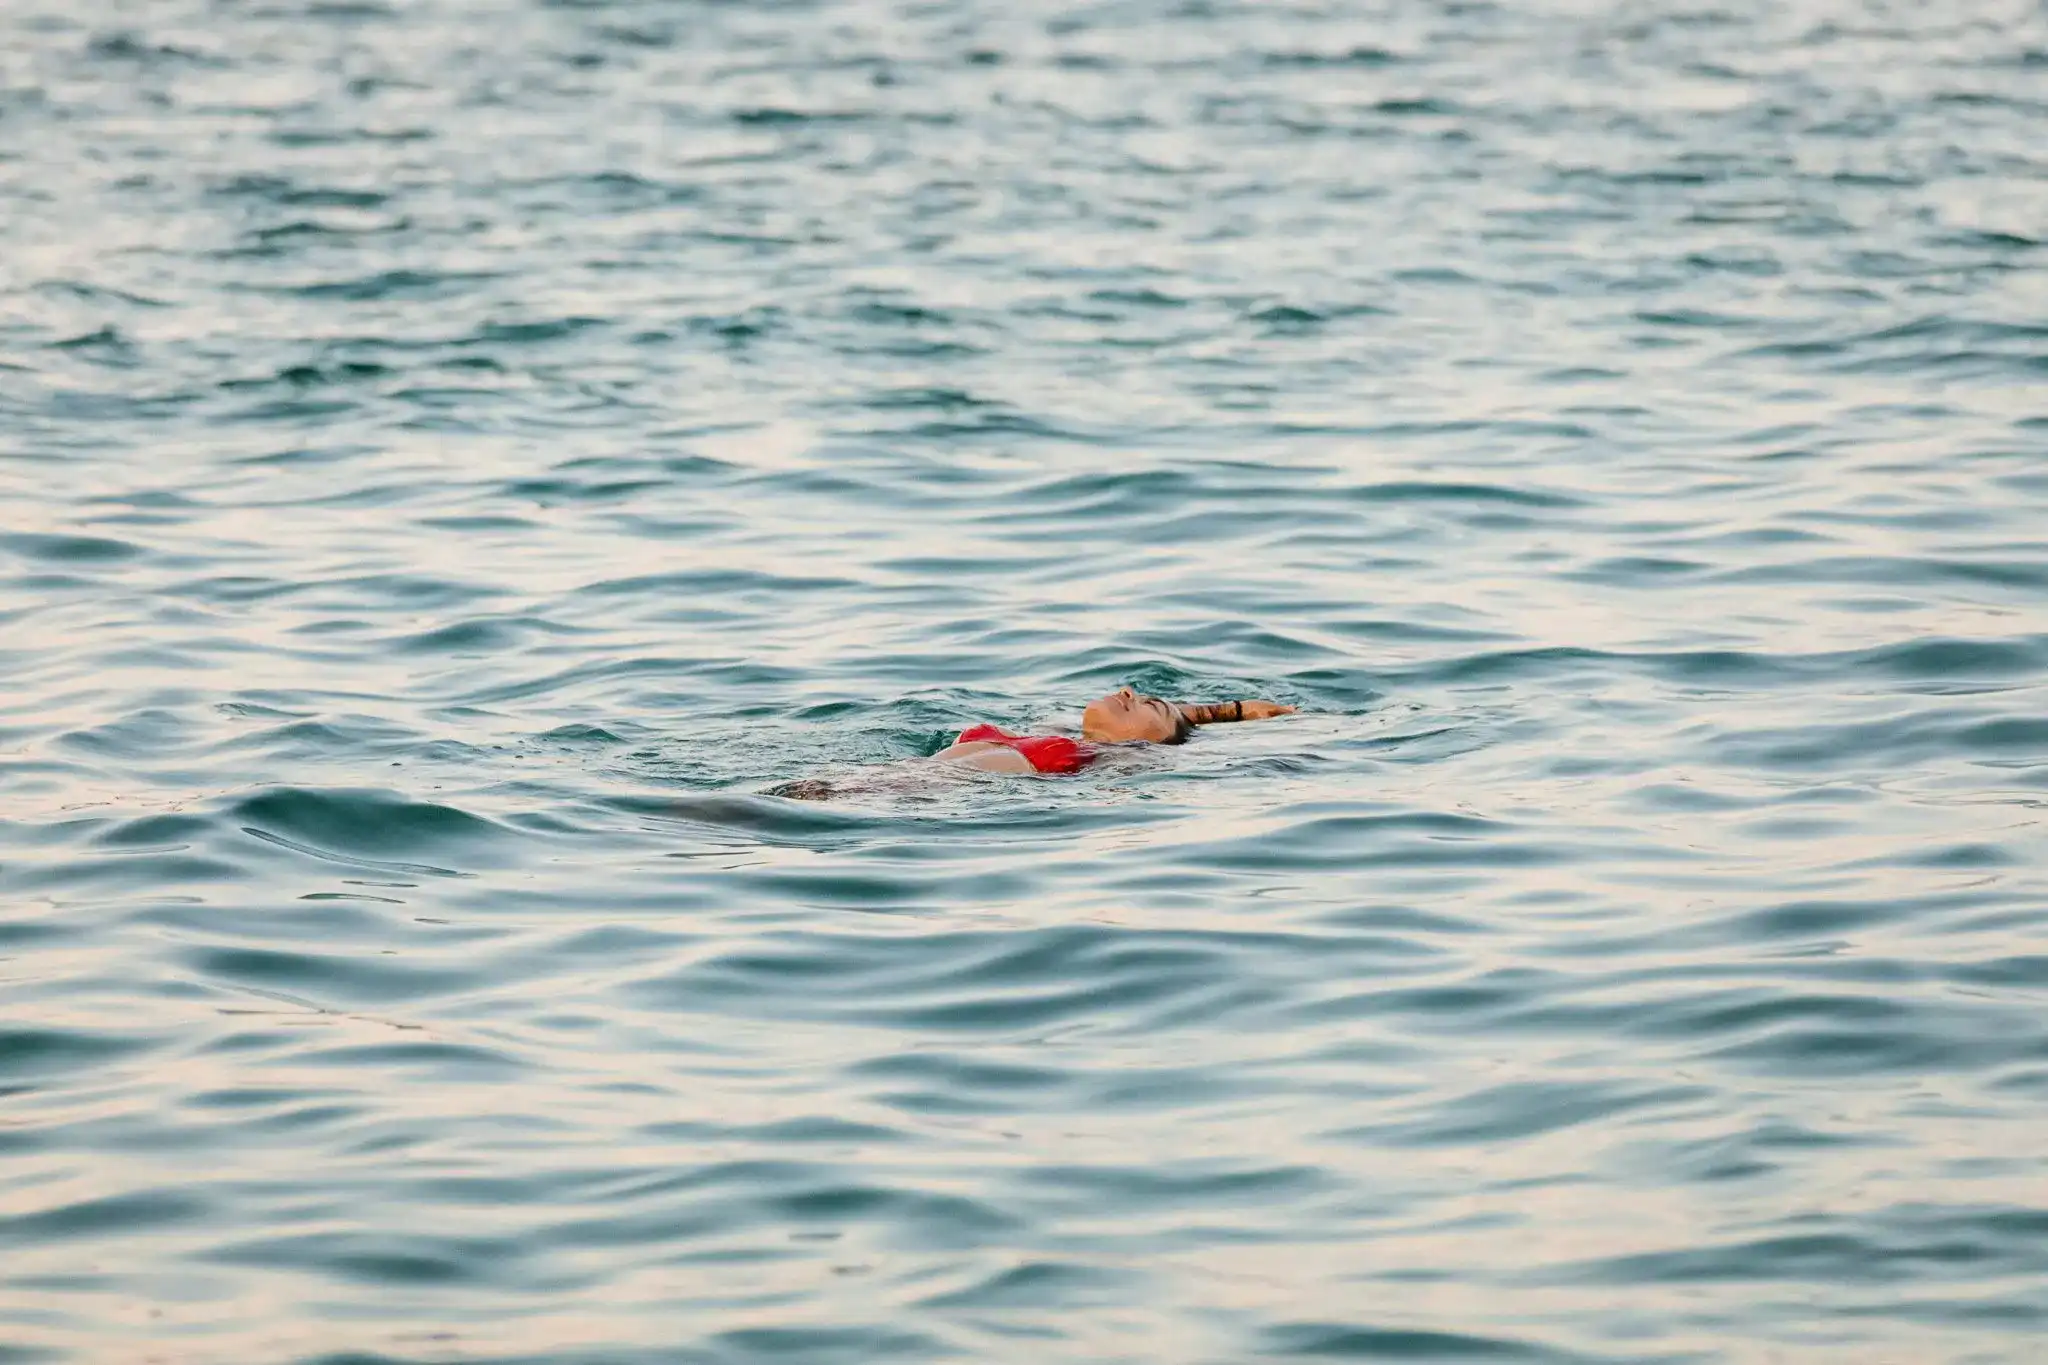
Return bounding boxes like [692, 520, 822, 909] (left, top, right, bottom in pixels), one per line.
[1082, 687, 1182, 743]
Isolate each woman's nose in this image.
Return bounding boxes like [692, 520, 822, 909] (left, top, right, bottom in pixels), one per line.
[1118, 688, 1134, 701]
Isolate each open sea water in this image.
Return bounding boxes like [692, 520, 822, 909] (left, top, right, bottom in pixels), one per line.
[4, 0, 2047, 1361]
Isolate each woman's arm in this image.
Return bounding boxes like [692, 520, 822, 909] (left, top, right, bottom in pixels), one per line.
[1174, 699, 1296, 726]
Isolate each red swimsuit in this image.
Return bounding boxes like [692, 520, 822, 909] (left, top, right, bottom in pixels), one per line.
[954, 724, 1097, 774]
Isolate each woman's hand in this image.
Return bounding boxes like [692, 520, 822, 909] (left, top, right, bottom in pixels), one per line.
[1236, 700, 1295, 721]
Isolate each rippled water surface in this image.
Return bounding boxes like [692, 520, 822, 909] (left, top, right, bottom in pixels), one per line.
[5, 0, 2047, 1360]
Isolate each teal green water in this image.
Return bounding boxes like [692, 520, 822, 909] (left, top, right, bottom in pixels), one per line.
[4, 1, 2047, 1361]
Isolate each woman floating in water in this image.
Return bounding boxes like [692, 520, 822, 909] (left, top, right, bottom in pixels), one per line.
[771, 688, 1294, 798]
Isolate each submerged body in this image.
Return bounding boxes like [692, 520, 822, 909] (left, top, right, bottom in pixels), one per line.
[771, 688, 1294, 797]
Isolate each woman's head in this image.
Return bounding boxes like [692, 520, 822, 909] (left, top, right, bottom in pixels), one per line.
[1081, 687, 1191, 744]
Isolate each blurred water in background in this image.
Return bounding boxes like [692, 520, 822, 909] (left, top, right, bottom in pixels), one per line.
[3, 0, 2046, 1360]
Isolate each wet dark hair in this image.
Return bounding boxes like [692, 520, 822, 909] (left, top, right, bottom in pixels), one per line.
[1156, 701, 1193, 745]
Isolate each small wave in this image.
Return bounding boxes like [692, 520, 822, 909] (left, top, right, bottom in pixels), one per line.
[276, 268, 501, 301]
[1259, 1322, 1600, 1361]
[0, 531, 142, 563]
[1259, 46, 1406, 68]
[207, 174, 390, 208]
[232, 787, 507, 860]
